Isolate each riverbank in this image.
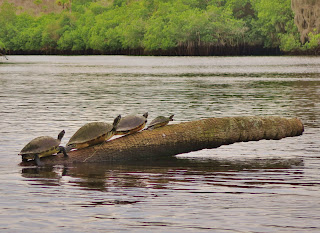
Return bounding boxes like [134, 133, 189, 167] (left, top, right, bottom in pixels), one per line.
[1, 0, 319, 57]
[6, 47, 320, 56]
[5, 45, 283, 56]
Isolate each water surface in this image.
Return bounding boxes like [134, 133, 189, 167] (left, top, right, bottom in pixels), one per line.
[0, 56, 319, 232]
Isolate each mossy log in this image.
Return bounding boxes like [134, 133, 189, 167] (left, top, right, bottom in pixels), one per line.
[21, 116, 304, 166]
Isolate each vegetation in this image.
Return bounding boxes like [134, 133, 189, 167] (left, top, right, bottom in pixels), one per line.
[0, 40, 5, 50]
[0, 0, 319, 55]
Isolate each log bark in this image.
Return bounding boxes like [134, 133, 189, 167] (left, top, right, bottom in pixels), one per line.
[21, 116, 304, 166]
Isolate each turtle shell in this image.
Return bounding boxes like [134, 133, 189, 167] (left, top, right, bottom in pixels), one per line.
[67, 122, 113, 145]
[19, 130, 65, 161]
[20, 136, 60, 155]
[148, 115, 174, 129]
[116, 113, 148, 135]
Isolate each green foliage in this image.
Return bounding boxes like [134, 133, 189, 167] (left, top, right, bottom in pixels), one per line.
[34, 0, 43, 6]
[143, 1, 186, 50]
[0, 1, 16, 22]
[88, 1, 147, 51]
[0, 40, 5, 50]
[0, 0, 317, 54]
[9, 13, 38, 50]
[143, 1, 246, 50]
[0, 2, 17, 49]
[279, 33, 302, 52]
[113, 0, 126, 7]
[303, 31, 320, 50]
[251, 0, 294, 47]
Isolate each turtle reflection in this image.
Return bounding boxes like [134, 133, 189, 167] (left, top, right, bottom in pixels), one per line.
[21, 166, 68, 187]
[21, 157, 303, 191]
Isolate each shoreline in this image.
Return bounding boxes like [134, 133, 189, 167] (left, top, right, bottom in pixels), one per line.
[3, 45, 284, 56]
[4, 48, 319, 56]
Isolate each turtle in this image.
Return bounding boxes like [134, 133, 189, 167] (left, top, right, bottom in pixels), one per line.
[115, 112, 148, 135]
[66, 115, 121, 151]
[147, 115, 174, 130]
[19, 130, 68, 166]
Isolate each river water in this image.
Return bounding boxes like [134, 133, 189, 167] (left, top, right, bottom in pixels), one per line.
[0, 56, 319, 232]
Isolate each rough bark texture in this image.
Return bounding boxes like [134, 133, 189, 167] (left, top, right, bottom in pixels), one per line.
[291, 0, 320, 43]
[20, 116, 304, 166]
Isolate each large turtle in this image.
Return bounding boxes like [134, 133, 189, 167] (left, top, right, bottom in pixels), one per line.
[115, 112, 148, 135]
[66, 115, 121, 150]
[19, 130, 68, 166]
[147, 115, 174, 130]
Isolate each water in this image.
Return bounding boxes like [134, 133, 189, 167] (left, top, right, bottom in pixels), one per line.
[0, 56, 319, 232]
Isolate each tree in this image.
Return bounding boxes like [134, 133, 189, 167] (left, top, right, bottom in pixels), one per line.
[0, 0, 316, 54]
[251, 0, 295, 47]
[0, 40, 5, 49]
[143, 1, 246, 51]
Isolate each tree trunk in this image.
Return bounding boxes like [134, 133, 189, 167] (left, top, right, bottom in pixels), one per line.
[21, 116, 304, 166]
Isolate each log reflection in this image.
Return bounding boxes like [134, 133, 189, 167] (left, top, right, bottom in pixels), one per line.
[21, 157, 303, 191]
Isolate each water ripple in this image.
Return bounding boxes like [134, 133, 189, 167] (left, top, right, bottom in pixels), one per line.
[1, 56, 320, 232]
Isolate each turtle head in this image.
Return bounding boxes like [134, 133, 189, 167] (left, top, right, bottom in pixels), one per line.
[65, 143, 75, 153]
[113, 115, 121, 127]
[57, 130, 65, 141]
[169, 115, 174, 121]
[143, 112, 148, 118]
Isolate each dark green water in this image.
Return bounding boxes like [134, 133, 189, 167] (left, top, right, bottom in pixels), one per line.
[0, 56, 319, 232]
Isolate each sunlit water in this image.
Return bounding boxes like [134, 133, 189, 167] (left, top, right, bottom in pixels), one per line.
[0, 56, 320, 232]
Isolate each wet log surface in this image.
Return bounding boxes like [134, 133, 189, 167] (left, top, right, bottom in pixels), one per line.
[20, 116, 304, 166]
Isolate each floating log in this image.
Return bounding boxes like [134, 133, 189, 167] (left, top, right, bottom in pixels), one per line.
[20, 116, 304, 166]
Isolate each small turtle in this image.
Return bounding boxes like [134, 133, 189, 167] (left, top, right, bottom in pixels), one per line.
[115, 112, 148, 135]
[147, 115, 174, 130]
[19, 130, 68, 166]
[67, 115, 121, 150]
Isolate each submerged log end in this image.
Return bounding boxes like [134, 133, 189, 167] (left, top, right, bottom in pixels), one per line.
[20, 116, 304, 166]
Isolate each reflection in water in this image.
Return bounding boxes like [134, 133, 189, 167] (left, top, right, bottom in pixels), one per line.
[1, 56, 320, 232]
[21, 157, 304, 192]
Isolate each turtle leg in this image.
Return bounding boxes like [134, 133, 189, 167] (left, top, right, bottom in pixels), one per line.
[34, 154, 43, 166]
[59, 146, 68, 157]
